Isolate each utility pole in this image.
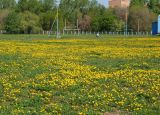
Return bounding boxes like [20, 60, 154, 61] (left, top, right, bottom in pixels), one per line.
[125, 9, 128, 36]
[77, 19, 79, 29]
[138, 19, 140, 35]
[65, 19, 67, 29]
[56, 1, 60, 38]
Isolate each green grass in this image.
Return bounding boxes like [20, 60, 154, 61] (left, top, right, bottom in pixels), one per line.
[0, 34, 160, 114]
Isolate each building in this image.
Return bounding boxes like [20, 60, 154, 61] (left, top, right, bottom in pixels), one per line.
[109, 0, 130, 8]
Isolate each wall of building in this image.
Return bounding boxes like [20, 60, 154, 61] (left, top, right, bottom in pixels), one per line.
[109, 0, 130, 8]
[109, 0, 121, 8]
[121, 0, 130, 8]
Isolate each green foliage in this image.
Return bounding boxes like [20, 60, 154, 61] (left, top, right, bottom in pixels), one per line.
[0, 0, 16, 9]
[4, 11, 41, 34]
[4, 12, 21, 33]
[99, 11, 123, 31]
[40, 0, 56, 12]
[0, 0, 159, 33]
[130, 0, 147, 7]
[59, 0, 91, 27]
[129, 0, 157, 32]
[148, 0, 160, 14]
[0, 9, 10, 29]
[0, 83, 3, 97]
[128, 3, 157, 32]
[19, 11, 42, 34]
[27, 0, 42, 14]
[130, 0, 160, 14]
[16, 0, 28, 12]
[91, 18, 99, 31]
[91, 10, 124, 32]
[17, 0, 42, 14]
[40, 11, 56, 31]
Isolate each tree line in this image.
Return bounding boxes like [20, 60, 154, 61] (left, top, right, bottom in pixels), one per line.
[0, 0, 159, 34]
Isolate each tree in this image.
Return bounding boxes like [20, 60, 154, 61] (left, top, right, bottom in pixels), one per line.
[17, 0, 28, 12]
[78, 15, 91, 31]
[4, 12, 21, 33]
[128, 6, 156, 32]
[27, 0, 42, 14]
[128, 0, 157, 32]
[17, 0, 42, 14]
[40, 11, 56, 31]
[148, 0, 160, 14]
[19, 11, 41, 34]
[40, 0, 56, 12]
[0, 9, 10, 30]
[91, 17, 99, 31]
[130, 0, 147, 7]
[0, 0, 16, 9]
[91, 9, 124, 32]
[4, 0, 155, 33]
[113, 8, 128, 22]
[59, 0, 90, 28]
[99, 11, 123, 31]
[88, 1, 106, 31]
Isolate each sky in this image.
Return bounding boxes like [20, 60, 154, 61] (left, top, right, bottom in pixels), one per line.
[98, 0, 108, 7]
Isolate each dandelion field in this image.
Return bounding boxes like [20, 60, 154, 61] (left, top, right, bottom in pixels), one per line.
[0, 35, 160, 114]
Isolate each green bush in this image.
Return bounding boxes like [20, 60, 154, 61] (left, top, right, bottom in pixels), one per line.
[19, 11, 42, 34]
[4, 11, 21, 34]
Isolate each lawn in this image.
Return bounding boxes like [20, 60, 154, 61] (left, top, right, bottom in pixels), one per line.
[0, 35, 160, 114]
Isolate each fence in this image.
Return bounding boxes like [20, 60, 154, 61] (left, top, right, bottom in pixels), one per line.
[0, 30, 6, 34]
[0, 30, 153, 37]
[60, 31, 152, 36]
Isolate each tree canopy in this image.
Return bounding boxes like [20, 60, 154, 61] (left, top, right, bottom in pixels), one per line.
[0, 0, 159, 34]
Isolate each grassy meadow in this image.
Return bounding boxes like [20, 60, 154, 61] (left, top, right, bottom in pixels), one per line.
[0, 35, 160, 114]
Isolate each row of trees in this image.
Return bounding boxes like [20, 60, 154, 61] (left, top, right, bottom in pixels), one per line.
[128, 0, 157, 32]
[0, 0, 159, 34]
